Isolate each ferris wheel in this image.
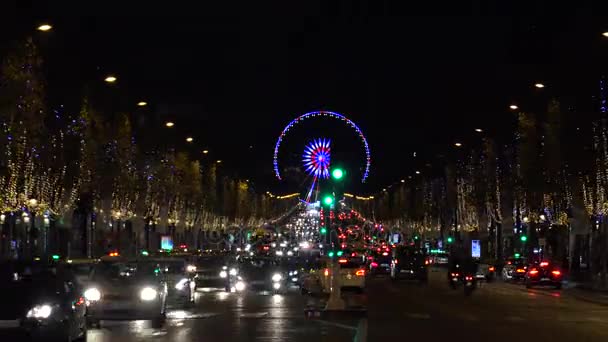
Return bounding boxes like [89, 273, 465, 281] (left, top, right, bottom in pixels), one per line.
[273, 110, 371, 203]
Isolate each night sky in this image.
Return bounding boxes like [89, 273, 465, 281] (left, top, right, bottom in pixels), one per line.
[3, 2, 608, 195]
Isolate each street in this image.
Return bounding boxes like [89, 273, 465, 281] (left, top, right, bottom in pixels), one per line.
[79, 267, 608, 341]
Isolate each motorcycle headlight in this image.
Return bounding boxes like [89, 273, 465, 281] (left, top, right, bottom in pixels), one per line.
[235, 281, 246, 292]
[175, 278, 189, 290]
[229, 268, 238, 276]
[26, 304, 53, 319]
[219, 270, 228, 278]
[140, 287, 158, 301]
[272, 273, 282, 282]
[84, 288, 101, 302]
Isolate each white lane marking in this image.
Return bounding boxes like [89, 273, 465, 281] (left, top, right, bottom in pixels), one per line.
[238, 312, 269, 318]
[404, 313, 431, 319]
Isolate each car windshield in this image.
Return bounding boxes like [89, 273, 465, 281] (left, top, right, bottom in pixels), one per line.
[91, 262, 157, 281]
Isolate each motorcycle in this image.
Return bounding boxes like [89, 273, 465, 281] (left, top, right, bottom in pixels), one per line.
[463, 274, 476, 296]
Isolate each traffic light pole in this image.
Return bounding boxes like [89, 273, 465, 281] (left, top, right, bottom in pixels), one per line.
[325, 201, 345, 311]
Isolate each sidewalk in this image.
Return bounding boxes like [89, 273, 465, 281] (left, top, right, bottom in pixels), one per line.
[563, 279, 608, 306]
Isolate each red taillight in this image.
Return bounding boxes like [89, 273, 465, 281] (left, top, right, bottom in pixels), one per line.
[394, 259, 398, 264]
[324, 269, 329, 276]
[465, 276, 473, 281]
[367, 256, 374, 261]
[356, 269, 365, 276]
[76, 297, 85, 306]
[263, 246, 270, 251]
[351, 253, 356, 257]
[529, 269, 539, 275]
[540, 261, 549, 267]
[425, 260, 429, 265]
[488, 266, 495, 272]
[552, 270, 561, 276]
[451, 272, 459, 277]
[338, 259, 348, 264]
[371, 262, 378, 268]
[516, 269, 525, 273]
[507, 261, 512, 265]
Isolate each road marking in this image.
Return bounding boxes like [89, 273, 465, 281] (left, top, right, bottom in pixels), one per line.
[238, 312, 269, 318]
[404, 313, 431, 319]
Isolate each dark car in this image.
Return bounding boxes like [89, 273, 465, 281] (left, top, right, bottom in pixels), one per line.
[84, 258, 168, 328]
[0, 262, 87, 341]
[510, 261, 529, 282]
[390, 246, 428, 282]
[368, 250, 392, 276]
[238, 257, 286, 293]
[194, 255, 238, 292]
[151, 258, 196, 304]
[525, 261, 563, 289]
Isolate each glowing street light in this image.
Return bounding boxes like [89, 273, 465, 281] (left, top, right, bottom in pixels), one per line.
[216, 160, 222, 164]
[104, 75, 117, 83]
[165, 122, 174, 128]
[475, 128, 483, 133]
[509, 104, 519, 110]
[415, 171, 421, 175]
[137, 101, 147, 107]
[454, 142, 463, 147]
[202, 150, 209, 154]
[37, 24, 52, 32]
[401, 179, 405, 183]
[534, 83, 545, 88]
[186, 137, 193, 142]
[603, 32, 608, 38]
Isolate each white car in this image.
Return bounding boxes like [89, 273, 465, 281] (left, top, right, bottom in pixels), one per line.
[319, 258, 366, 293]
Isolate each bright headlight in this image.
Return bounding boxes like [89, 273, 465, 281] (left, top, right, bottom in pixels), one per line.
[84, 288, 101, 301]
[140, 287, 158, 301]
[272, 273, 282, 282]
[235, 281, 246, 292]
[175, 278, 189, 290]
[229, 268, 238, 276]
[26, 304, 53, 319]
[186, 265, 197, 272]
[219, 270, 228, 278]
[273, 282, 281, 290]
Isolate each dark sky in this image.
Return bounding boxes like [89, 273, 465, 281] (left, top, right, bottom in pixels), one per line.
[3, 2, 608, 195]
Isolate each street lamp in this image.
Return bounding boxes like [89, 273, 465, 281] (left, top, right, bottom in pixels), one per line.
[401, 179, 405, 183]
[454, 142, 462, 147]
[415, 171, 421, 175]
[509, 104, 519, 110]
[202, 150, 209, 154]
[104, 75, 117, 83]
[475, 128, 483, 133]
[602, 32, 608, 38]
[216, 160, 222, 164]
[186, 137, 193, 142]
[165, 122, 174, 128]
[137, 101, 147, 107]
[534, 83, 545, 88]
[37, 24, 52, 32]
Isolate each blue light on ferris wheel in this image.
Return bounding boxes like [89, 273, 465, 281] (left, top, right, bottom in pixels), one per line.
[303, 138, 331, 179]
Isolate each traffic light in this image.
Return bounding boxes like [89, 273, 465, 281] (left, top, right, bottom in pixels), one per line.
[514, 253, 521, 258]
[320, 227, 327, 235]
[322, 194, 334, 206]
[447, 236, 454, 244]
[414, 234, 420, 240]
[51, 254, 60, 260]
[520, 235, 528, 242]
[331, 168, 345, 180]
[328, 251, 335, 258]
[336, 250, 344, 257]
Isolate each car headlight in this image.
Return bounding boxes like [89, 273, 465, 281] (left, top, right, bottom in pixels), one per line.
[187, 265, 197, 273]
[235, 281, 246, 292]
[140, 287, 158, 301]
[84, 288, 101, 302]
[273, 282, 281, 290]
[175, 278, 189, 290]
[26, 304, 53, 319]
[219, 270, 228, 278]
[272, 273, 282, 282]
[229, 268, 238, 276]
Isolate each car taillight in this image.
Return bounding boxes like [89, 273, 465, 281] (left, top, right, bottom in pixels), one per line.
[324, 269, 329, 276]
[338, 259, 348, 264]
[488, 266, 495, 272]
[356, 269, 365, 276]
[451, 272, 459, 277]
[552, 270, 561, 276]
[351, 253, 357, 257]
[394, 259, 398, 264]
[529, 269, 539, 275]
[465, 276, 473, 281]
[424, 260, 429, 265]
[371, 262, 378, 268]
[516, 269, 525, 273]
[540, 261, 549, 267]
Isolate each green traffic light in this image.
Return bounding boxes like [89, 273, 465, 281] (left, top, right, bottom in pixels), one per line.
[514, 253, 521, 258]
[51, 254, 60, 260]
[520, 235, 527, 242]
[331, 168, 344, 180]
[323, 195, 334, 206]
[337, 250, 344, 257]
[320, 227, 327, 234]
[447, 237, 453, 243]
[414, 235, 419, 240]
[328, 251, 335, 258]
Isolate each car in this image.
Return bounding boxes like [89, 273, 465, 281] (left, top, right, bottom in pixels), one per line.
[475, 262, 496, 282]
[390, 246, 428, 282]
[63, 258, 98, 288]
[319, 257, 366, 293]
[525, 261, 563, 289]
[150, 258, 196, 304]
[432, 252, 450, 265]
[238, 257, 287, 294]
[367, 250, 392, 276]
[0, 261, 87, 341]
[194, 255, 238, 292]
[84, 258, 168, 328]
[507, 261, 528, 282]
